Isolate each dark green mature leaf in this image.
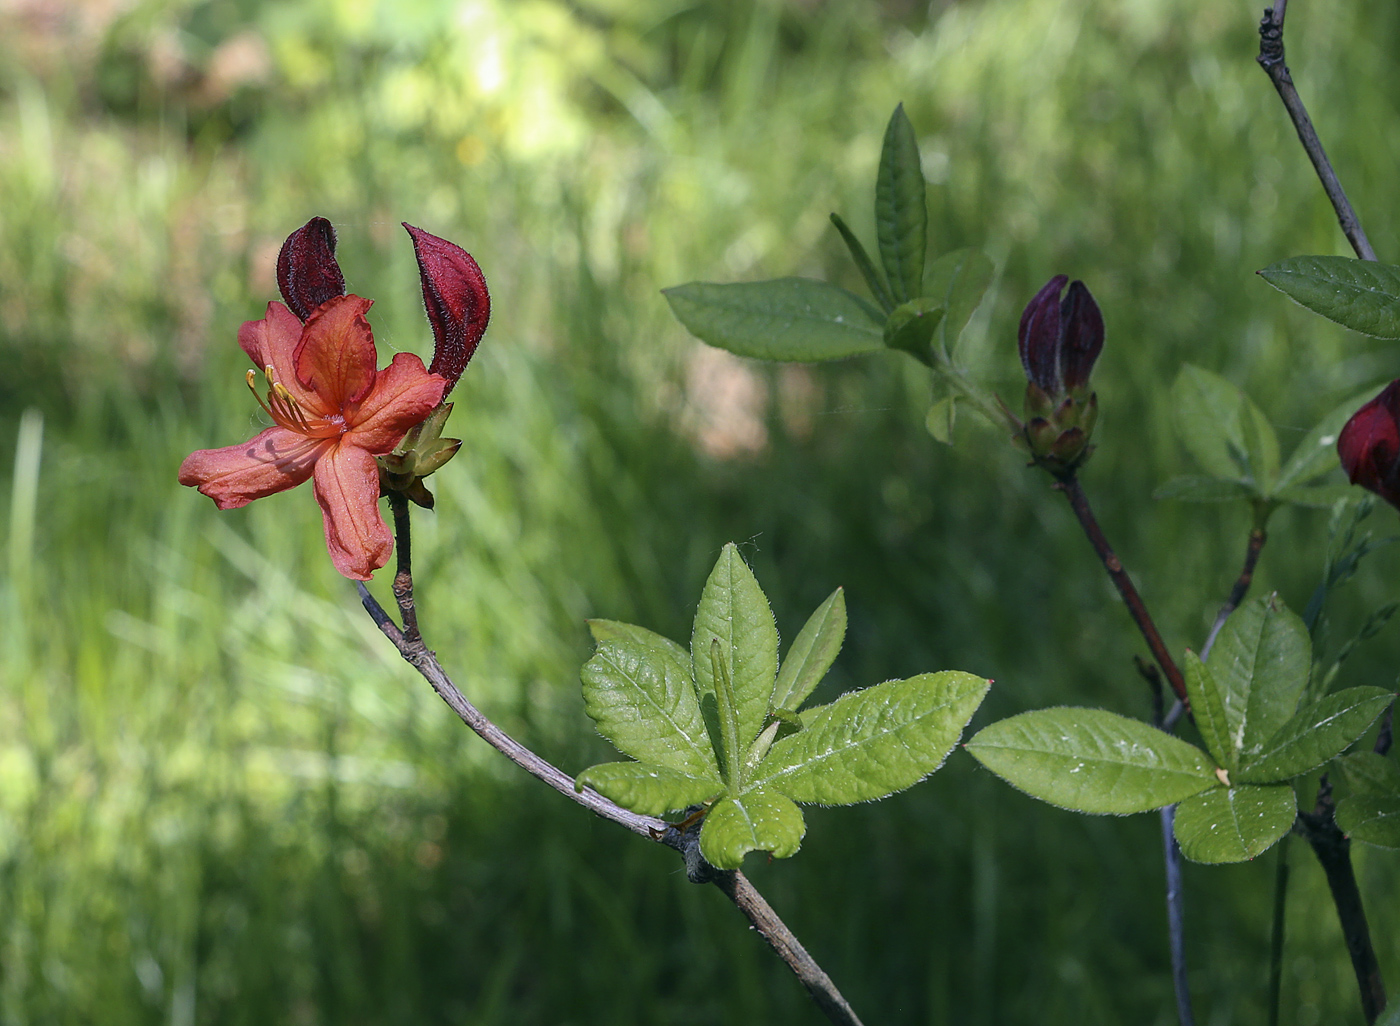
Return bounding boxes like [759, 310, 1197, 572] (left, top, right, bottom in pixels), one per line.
[1205, 595, 1310, 762]
[1170, 365, 1279, 493]
[875, 103, 927, 304]
[1275, 387, 1386, 492]
[1174, 785, 1297, 863]
[700, 789, 805, 869]
[691, 544, 778, 761]
[575, 762, 722, 816]
[1154, 476, 1255, 503]
[1237, 687, 1393, 783]
[1336, 750, 1400, 794]
[1259, 256, 1400, 338]
[771, 588, 846, 713]
[1184, 652, 1235, 771]
[927, 247, 995, 361]
[829, 212, 894, 313]
[1336, 793, 1400, 849]
[883, 298, 944, 365]
[964, 708, 1217, 815]
[754, 671, 989, 804]
[663, 278, 884, 362]
[582, 620, 717, 778]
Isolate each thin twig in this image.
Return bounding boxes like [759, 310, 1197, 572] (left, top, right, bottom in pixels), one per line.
[1267, 836, 1290, 1026]
[1158, 806, 1194, 1026]
[360, 494, 866, 1026]
[1257, 4, 1377, 262]
[1296, 781, 1388, 1024]
[1054, 474, 1189, 708]
[1202, 528, 1268, 657]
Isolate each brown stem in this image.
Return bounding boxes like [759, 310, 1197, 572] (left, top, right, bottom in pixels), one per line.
[359, 496, 865, 1026]
[1296, 781, 1388, 1024]
[1257, 4, 1377, 262]
[1202, 528, 1267, 658]
[1055, 474, 1189, 709]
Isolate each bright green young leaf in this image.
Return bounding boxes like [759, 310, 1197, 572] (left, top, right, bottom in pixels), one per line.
[1335, 793, 1400, 849]
[1174, 784, 1297, 863]
[771, 588, 846, 714]
[1275, 387, 1386, 492]
[1336, 750, 1400, 794]
[575, 762, 723, 816]
[875, 103, 927, 305]
[709, 639, 744, 786]
[691, 544, 779, 762]
[753, 671, 989, 804]
[1184, 651, 1235, 771]
[581, 620, 718, 778]
[926, 395, 957, 445]
[1170, 365, 1278, 492]
[829, 212, 894, 313]
[883, 298, 944, 365]
[699, 789, 806, 870]
[1258, 256, 1400, 338]
[964, 708, 1218, 815]
[1154, 476, 1255, 503]
[1205, 595, 1311, 761]
[663, 278, 885, 362]
[1237, 687, 1393, 783]
[926, 247, 994, 360]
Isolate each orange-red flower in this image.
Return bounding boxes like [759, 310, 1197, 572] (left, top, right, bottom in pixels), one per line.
[178, 295, 447, 579]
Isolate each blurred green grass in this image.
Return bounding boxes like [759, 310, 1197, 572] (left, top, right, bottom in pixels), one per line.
[1, 0, 1397, 1022]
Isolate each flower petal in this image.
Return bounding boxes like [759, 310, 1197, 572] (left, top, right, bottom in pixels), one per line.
[345, 353, 449, 453]
[312, 442, 393, 580]
[238, 302, 328, 415]
[403, 223, 490, 396]
[294, 295, 378, 407]
[1018, 275, 1068, 395]
[276, 217, 347, 322]
[178, 426, 328, 509]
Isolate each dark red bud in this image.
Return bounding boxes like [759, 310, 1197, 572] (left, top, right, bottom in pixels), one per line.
[1338, 380, 1400, 508]
[1019, 275, 1067, 394]
[276, 217, 346, 322]
[403, 223, 490, 396]
[1059, 281, 1104, 390]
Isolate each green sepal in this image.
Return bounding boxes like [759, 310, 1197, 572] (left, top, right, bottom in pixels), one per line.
[875, 103, 927, 305]
[699, 789, 806, 870]
[575, 762, 723, 817]
[1174, 784, 1297, 863]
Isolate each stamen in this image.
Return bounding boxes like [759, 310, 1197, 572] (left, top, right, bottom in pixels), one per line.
[245, 365, 315, 433]
[246, 369, 278, 422]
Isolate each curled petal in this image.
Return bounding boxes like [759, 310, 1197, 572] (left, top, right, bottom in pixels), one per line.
[294, 295, 378, 407]
[312, 443, 393, 580]
[345, 353, 448, 452]
[1338, 380, 1400, 507]
[277, 217, 347, 321]
[403, 223, 490, 395]
[178, 427, 329, 509]
[1059, 281, 1104, 390]
[238, 302, 327, 414]
[1018, 275, 1067, 394]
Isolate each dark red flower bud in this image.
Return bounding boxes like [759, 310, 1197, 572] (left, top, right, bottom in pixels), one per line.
[276, 217, 347, 322]
[1017, 275, 1103, 396]
[1338, 380, 1400, 508]
[403, 223, 490, 396]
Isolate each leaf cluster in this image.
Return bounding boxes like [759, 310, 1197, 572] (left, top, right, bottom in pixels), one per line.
[965, 595, 1392, 862]
[576, 543, 990, 870]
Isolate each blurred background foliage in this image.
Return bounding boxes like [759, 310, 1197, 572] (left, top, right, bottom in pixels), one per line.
[1, 0, 1398, 1021]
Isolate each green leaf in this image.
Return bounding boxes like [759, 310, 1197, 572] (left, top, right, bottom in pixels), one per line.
[753, 671, 989, 804]
[1174, 784, 1297, 863]
[964, 708, 1218, 815]
[926, 395, 957, 444]
[1205, 595, 1311, 761]
[1275, 387, 1386, 492]
[582, 620, 718, 778]
[691, 544, 779, 763]
[1336, 750, 1400, 795]
[829, 212, 894, 313]
[663, 278, 885, 362]
[1336, 793, 1400, 849]
[1259, 256, 1400, 338]
[1184, 651, 1236, 771]
[1237, 687, 1393, 783]
[709, 639, 744, 786]
[771, 588, 846, 713]
[1275, 483, 1359, 509]
[883, 298, 944, 365]
[1153, 476, 1255, 503]
[575, 762, 723, 816]
[1377, 995, 1400, 1026]
[926, 247, 994, 361]
[1170, 365, 1279, 492]
[875, 103, 927, 304]
[699, 789, 806, 869]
